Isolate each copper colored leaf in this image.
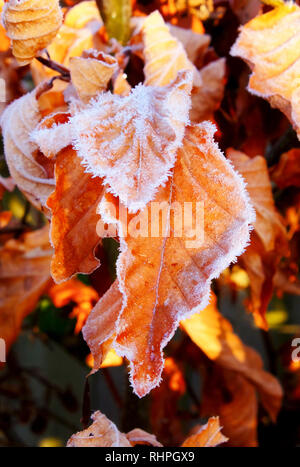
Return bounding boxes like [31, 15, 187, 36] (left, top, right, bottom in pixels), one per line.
[181, 291, 283, 421]
[83, 281, 122, 370]
[92, 122, 254, 397]
[227, 149, 287, 253]
[230, 2, 300, 139]
[202, 368, 258, 447]
[141, 11, 195, 87]
[182, 417, 228, 447]
[46, 146, 104, 283]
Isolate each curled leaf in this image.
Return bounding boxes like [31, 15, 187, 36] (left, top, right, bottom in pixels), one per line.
[1, 90, 55, 213]
[69, 51, 118, 103]
[2, 0, 63, 66]
[141, 11, 195, 88]
[182, 417, 228, 447]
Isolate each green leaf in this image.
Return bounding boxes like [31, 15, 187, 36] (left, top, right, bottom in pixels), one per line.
[96, 0, 132, 45]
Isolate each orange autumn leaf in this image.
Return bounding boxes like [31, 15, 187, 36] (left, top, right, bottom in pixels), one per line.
[181, 417, 228, 447]
[85, 122, 254, 397]
[0, 89, 56, 214]
[227, 149, 287, 253]
[240, 233, 277, 330]
[48, 278, 99, 334]
[181, 292, 246, 364]
[230, 1, 300, 139]
[227, 149, 288, 327]
[271, 148, 300, 189]
[141, 11, 225, 122]
[181, 291, 283, 423]
[71, 71, 192, 213]
[2, 0, 63, 66]
[83, 281, 123, 370]
[0, 211, 12, 228]
[141, 11, 195, 87]
[0, 226, 52, 352]
[202, 368, 258, 447]
[46, 146, 104, 283]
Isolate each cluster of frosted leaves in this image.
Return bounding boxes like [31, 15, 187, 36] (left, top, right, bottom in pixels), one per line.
[231, 1, 300, 140]
[1, 6, 255, 397]
[67, 410, 227, 447]
[2, 0, 62, 66]
[0, 89, 55, 213]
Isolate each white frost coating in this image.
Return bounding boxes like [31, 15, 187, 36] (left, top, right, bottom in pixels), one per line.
[70, 71, 192, 213]
[103, 121, 256, 398]
[30, 113, 72, 158]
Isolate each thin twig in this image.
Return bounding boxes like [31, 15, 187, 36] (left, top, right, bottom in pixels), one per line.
[102, 368, 124, 409]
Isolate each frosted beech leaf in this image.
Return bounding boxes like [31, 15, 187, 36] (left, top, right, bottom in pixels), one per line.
[1, 90, 55, 213]
[181, 291, 283, 422]
[69, 51, 118, 103]
[230, 2, 300, 139]
[83, 281, 122, 370]
[71, 71, 192, 213]
[67, 411, 131, 447]
[94, 122, 255, 397]
[2, 0, 63, 66]
[141, 11, 195, 89]
[181, 417, 228, 447]
[46, 146, 104, 283]
[0, 226, 52, 352]
[227, 149, 287, 253]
